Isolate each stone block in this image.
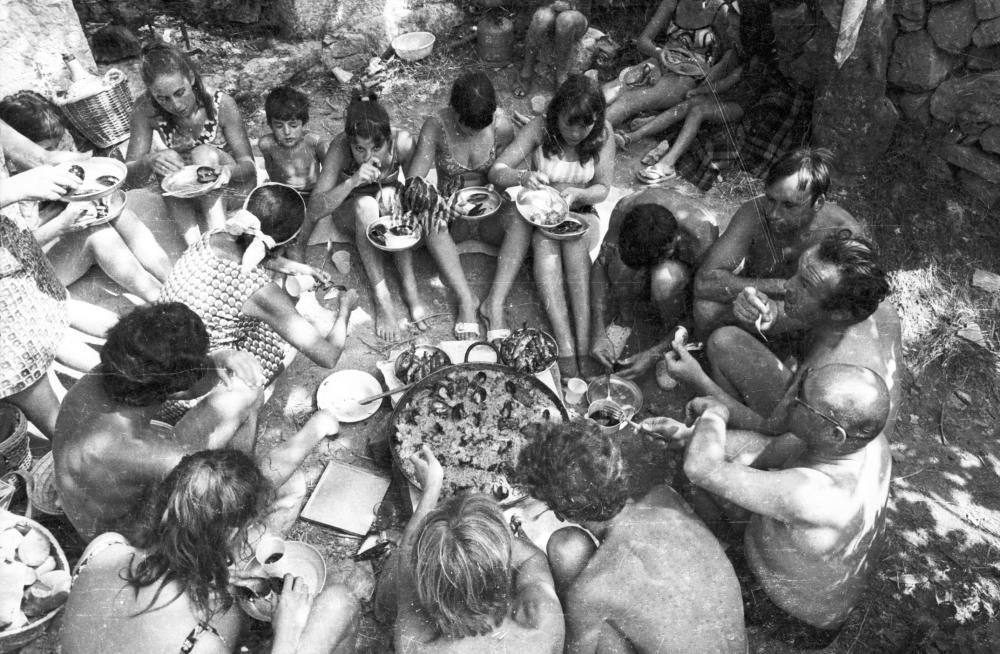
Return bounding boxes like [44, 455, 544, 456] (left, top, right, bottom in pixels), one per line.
[896, 90, 933, 124]
[930, 70, 1000, 122]
[966, 45, 1000, 69]
[981, 126, 1000, 152]
[236, 42, 322, 96]
[975, 0, 1000, 20]
[894, 0, 926, 22]
[396, 3, 464, 37]
[957, 168, 1000, 206]
[319, 32, 375, 73]
[937, 142, 1000, 181]
[928, 0, 977, 50]
[888, 30, 956, 91]
[0, 0, 95, 99]
[898, 17, 926, 31]
[974, 16, 1000, 46]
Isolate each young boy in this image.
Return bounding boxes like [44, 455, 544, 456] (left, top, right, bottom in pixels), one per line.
[259, 86, 330, 194]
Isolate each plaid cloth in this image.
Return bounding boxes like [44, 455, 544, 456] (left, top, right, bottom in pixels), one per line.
[675, 77, 814, 191]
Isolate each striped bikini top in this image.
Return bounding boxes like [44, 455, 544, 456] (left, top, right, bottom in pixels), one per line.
[532, 148, 596, 187]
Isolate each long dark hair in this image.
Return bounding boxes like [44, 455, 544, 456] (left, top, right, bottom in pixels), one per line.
[140, 42, 215, 125]
[344, 89, 391, 149]
[543, 74, 606, 165]
[125, 450, 272, 620]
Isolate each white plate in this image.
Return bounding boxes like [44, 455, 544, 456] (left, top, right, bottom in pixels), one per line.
[316, 370, 383, 422]
[451, 186, 502, 221]
[62, 157, 127, 202]
[366, 216, 421, 252]
[161, 165, 227, 198]
[512, 186, 569, 228]
[71, 189, 127, 229]
[237, 541, 327, 623]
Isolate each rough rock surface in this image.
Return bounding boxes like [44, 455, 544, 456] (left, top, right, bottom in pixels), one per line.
[276, 0, 462, 43]
[237, 42, 322, 95]
[966, 44, 1000, 69]
[981, 125, 1000, 152]
[895, 0, 928, 23]
[930, 70, 1000, 123]
[889, 30, 956, 91]
[897, 90, 933, 124]
[938, 142, 1000, 181]
[928, 0, 978, 51]
[0, 0, 95, 99]
[973, 16, 1000, 46]
[976, 0, 1000, 20]
[320, 32, 375, 74]
[957, 168, 1000, 205]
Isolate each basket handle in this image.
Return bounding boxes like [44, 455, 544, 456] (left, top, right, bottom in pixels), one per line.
[0, 469, 34, 520]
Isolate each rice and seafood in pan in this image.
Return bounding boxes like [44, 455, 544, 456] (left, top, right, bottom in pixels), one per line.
[393, 366, 564, 497]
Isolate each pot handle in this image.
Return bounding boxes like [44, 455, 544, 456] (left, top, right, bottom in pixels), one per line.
[464, 341, 500, 363]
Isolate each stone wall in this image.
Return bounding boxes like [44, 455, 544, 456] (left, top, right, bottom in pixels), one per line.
[889, 0, 1000, 205]
[0, 0, 96, 100]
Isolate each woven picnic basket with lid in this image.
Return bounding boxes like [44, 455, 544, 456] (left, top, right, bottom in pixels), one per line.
[55, 54, 133, 149]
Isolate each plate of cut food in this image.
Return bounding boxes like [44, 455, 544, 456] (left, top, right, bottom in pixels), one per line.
[72, 189, 127, 229]
[61, 158, 127, 202]
[161, 165, 228, 198]
[512, 186, 569, 228]
[366, 215, 422, 252]
[540, 215, 589, 241]
[451, 186, 502, 221]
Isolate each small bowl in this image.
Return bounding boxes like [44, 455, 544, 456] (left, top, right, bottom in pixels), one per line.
[498, 328, 558, 374]
[237, 541, 327, 623]
[393, 345, 450, 383]
[515, 187, 569, 228]
[392, 31, 436, 62]
[451, 186, 502, 221]
[366, 217, 421, 252]
[586, 375, 644, 416]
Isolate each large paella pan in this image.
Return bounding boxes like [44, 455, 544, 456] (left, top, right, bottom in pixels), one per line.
[390, 363, 567, 497]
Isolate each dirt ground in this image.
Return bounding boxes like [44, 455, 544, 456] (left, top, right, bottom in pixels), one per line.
[15, 16, 1000, 654]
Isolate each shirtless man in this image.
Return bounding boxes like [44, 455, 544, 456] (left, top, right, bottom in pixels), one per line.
[516, 420, 746, 653]
[666, 232, 901, 435]
[590, 188, 717, 380]
[377, 446, 564, 654]
[681, 364, 892, 634]
[53, 302, 337, 541]
[693, 147, 861, 336]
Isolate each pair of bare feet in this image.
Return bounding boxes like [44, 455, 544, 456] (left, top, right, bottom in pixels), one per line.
[373, 289, 430, 341]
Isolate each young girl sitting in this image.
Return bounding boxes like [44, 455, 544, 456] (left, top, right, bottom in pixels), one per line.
[299, 91, 423, 341]
[126, 43, 258, 245]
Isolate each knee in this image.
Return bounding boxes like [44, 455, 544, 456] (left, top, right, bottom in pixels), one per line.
[189, 144, 223, 166]
[706, 326, 750, 364]
[693, 298, 730, 336]
[554, 11, 586, 37]
[650, 261, 691, 303]
[530, 7, 556, 31]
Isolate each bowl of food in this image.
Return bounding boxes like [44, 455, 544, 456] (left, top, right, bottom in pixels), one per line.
[392, 31, 436, 62]
[586, 375, 644, 416]
[451, 186, 502, 221]
[391, 364, 567, 497]
[394, 344, 451, 385]
[498, 325, 558, 375]
[72, 189, 127, 229]
[60, 157, 127, 202]
[515, 186, 569, 228]
[366, 217, 421, 252]
[540, 215, 588, 241]
[236, 541, 326, 623]
[161, 165, 227, 198]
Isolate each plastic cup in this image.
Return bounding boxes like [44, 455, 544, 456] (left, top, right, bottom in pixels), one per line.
[285, 274, 315, 297]
[564, 377, 588, 404]
[254, 534, 286, 575]
[331, 250, 351, 275]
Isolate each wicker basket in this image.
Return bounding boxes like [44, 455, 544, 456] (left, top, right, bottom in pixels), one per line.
[0, 404, 30, 479]
[57, 69, 133, 149]
[0, 511, 71, 653]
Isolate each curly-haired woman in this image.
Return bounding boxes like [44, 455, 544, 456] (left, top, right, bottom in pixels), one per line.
[61, 449, 358, 654]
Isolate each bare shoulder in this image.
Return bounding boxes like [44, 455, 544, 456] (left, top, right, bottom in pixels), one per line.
[814, 202, 862, 234]
[258, 133, 276, 152]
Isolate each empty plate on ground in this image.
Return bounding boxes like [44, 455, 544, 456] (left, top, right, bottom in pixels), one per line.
[61, 157, 127, 202]
[161, 165, 228, 198]
[316, 369, 383, 422]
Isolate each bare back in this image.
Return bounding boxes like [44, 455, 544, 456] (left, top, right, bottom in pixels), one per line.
[565, 486, 746, 653]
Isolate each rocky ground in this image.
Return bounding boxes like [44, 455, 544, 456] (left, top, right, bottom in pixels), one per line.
[15, 14, 1000, 653]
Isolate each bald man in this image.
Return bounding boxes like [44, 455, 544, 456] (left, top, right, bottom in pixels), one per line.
[680, 363, 891, 635]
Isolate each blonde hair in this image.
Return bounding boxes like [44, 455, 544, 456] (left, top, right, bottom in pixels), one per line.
[412, 494, 512, 637]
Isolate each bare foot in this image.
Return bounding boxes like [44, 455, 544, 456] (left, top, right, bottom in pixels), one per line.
[408, 303, 431, 332]
[374, 301, 407, 341]
[479, 302, 507, 333]
[641, 139, 671, 166]
[457, 299, 478, 329]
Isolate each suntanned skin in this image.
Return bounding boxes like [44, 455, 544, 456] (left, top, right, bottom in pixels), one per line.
[669, 245, 902, 434]
[682, 365, 892, 629]
[259, 128, 330, 191]
[589, 188, 718, 378]
[556, 485, 746, 653]
[379, 447, 565, 654]
[693, 174, 861, 336]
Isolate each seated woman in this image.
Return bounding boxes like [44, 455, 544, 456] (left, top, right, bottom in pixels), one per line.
[61, 449, 358, 654]
[159, 182, 357, 393]
[299, 92, 422, 341]
[604, 0, 741, 128]
[406, 72, 515, 340]
[486, 75, 614, 378]
[0, 119, 82, 440]
[0, 91, 171, 303]
[126, 43, 257, 246]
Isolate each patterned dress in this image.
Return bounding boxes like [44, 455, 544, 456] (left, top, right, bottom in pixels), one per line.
[0, 147, 69, 398]
[159, 231, 290, 385]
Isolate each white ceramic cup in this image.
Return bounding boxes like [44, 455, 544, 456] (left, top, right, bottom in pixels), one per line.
[286, 274, 316, 297]
[564, 377, 588, 404]
[255, 534, 286, 575]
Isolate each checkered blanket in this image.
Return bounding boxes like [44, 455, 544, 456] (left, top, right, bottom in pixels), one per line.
[675, 79, 814, 191]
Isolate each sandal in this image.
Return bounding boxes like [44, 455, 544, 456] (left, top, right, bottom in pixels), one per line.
[641, 139, 671, 166]
[454, 322, 481, 341]
[637, 166, 678, 185]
